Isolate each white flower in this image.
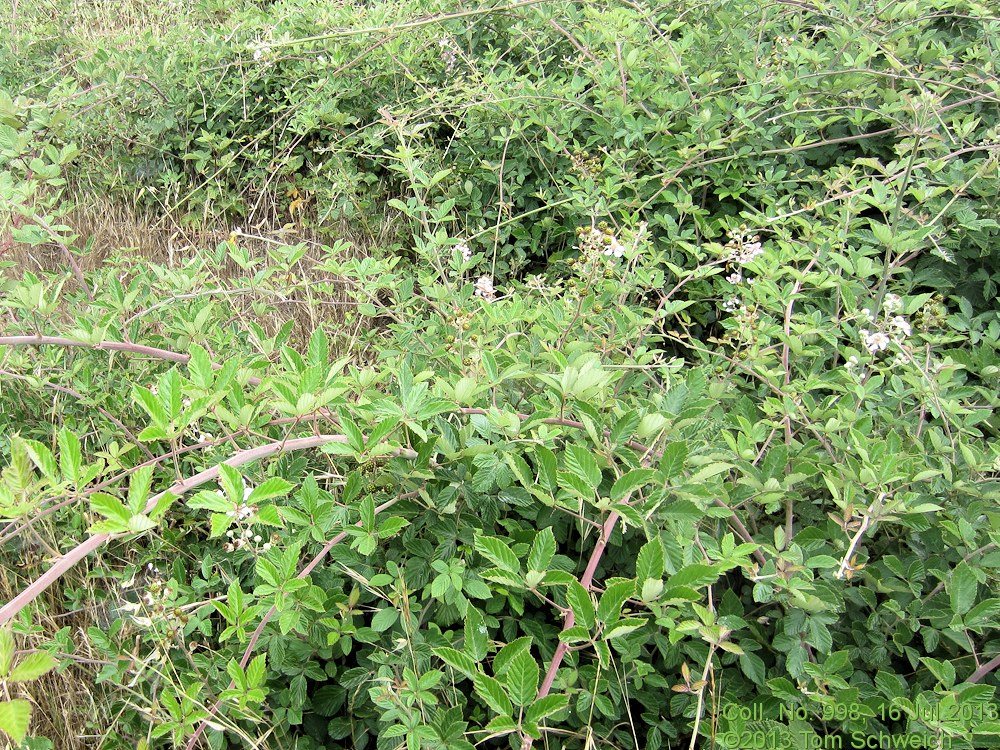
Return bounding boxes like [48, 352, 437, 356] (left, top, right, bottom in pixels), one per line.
[198, 432, 214, 443]
[863, 331, 891, 353]
[602, 237, 626, 258]
[890, 316, 911, 337]
[454, 242, 472, 263]
[725, 271, 743, 284]
[845, 355, 859, 369]
[182, 397, 191, 409]
[475, 275, 496, 302]
[149, 384, 158, 396]
[253, 49, 263, 61]
[883, 293, 902, 313]
[722, 296, 742, 313]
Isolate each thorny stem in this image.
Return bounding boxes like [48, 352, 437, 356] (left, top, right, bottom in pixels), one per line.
[0, 335, 264, 387]
[0, 435, 349, 627]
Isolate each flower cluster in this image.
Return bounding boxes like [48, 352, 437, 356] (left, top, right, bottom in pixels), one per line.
[454, 241, 472, 263]
[845, 294, 916, 376]
[224, 527, 273, 554]
[725, 227, 764, 265]
[438, 37, 458, 73]
[474, 275, 496, 302]
[576, 223, 626, 261]
[118, 564, 189, 636]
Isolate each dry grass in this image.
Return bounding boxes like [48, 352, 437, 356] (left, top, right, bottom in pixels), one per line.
[0, 539, 111, 749]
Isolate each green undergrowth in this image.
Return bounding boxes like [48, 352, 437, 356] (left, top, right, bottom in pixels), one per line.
[2, 0, 1000, 749]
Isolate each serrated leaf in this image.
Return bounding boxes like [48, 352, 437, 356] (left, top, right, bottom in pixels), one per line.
[0, 699, 31, 743]
[473, 673, 512, 716]
[597, 580, 635, 624]
[91, 493, 131, 526]
[965, 598, 1000, 628]
[127, 514, 158, 534]
[504, 651, 539, 707]
[534, 446, 557, 492]
[128, 465, 154, 515]
[465, 608, 488, 661]
[247, 477, 294, 504]
[0, 630, 12, 677]
[567, 581, 596, 630]
[434, 647, 476, 679]
[493, 637, 533, 677]
[564, 445, 602, 489]
[635, 538, 665, 582]
[950, 562, 977, 616]
[22, 439, 58, 482]
[475, 534, 520, 573]
[527, 528, 556, 573]
[218, 464, 244, 505]
[371, 607, 399, 633]
[7, 651, 56, 683]
[57, 428, 82, 485]
[210, 513, 231, 538]
[527, 694, 568, 727]
[187, 490, 232, 513]
[246, 654, 266, 688]
[187, 344, 214, 388]
[611, 469, 657, 502]
[377, 516, 409, 538]
[667, 564, 720, 589]
[659, 441, 688, 478]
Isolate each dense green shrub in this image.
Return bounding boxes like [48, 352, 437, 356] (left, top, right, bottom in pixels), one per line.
[2, 1, 1000, 749]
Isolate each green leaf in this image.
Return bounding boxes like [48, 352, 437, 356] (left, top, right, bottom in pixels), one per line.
[567, 581, 596, 630]
[503, 651, 539, 707]
[611, 469, 657, 502]
[246, 654, 267, 688]
[667, 564, 719, 589]
[635, 539, 665, 582]
[371, 607, 399, 632]
[130, 387, 166, 427]
[218, 464, 244, 505]
[740, 651, 766, 686]
[127, 515, 158, 534]
[22, 439, 58, 482]
[0, 699, 31, 744]
[950, 562, 978, 616]
[474, 673, 513, 716]
[527, 528, 556, 573]
[0, 629, 13, 677]
[307, 327, 329, 368]
[475, 534, 520, 573]
[965, 598, 1000, 628]
[534, 446, 557, 492]
[91, 493, 131, 526]
[57, 427, 82, 485]
[465, 608, 488, 661]
[564, 445, 602, 489]
[659, 441, 688, 478]
[434, 647, 477, 679]
[493, 637, 533, 677]
[187, 491, 232, 513]
[377, 517, 409, 538]
[597, 580, 635, 624]
[525, 694, 568, 724]
[187, 344, 214, 388]
[128, 465, 154, 515]
[247, 477, 295, 505]
[8, 652, 57, 683]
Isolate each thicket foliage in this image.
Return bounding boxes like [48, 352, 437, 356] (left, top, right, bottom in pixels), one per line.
[2, 1, 1000, 749]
